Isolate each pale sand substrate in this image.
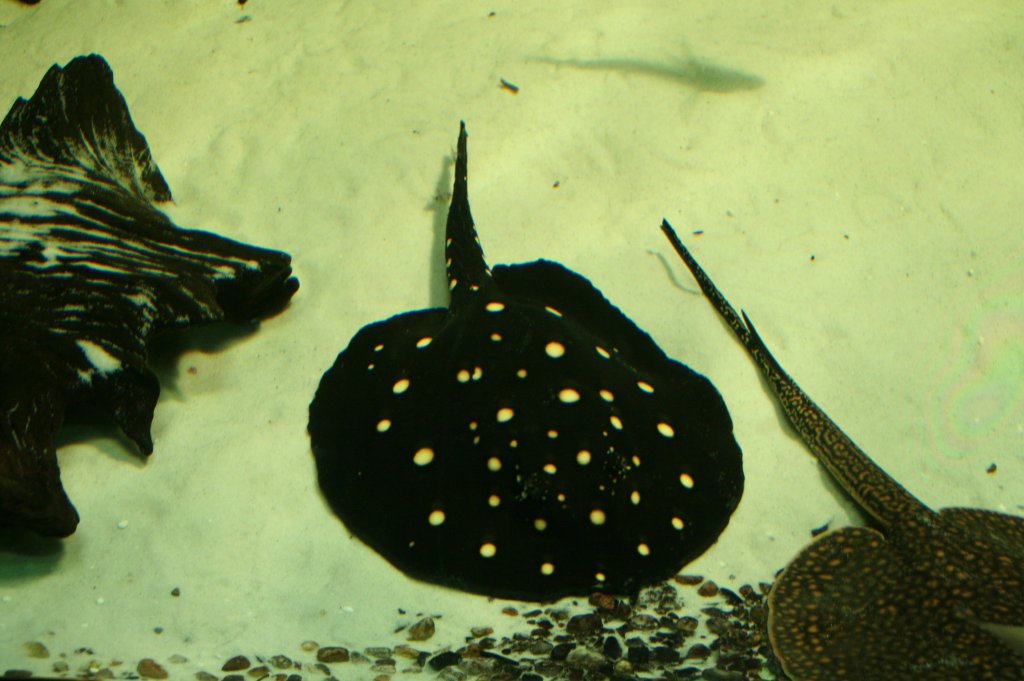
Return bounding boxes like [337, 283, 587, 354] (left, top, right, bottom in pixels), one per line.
[0, 0, 1021, 677]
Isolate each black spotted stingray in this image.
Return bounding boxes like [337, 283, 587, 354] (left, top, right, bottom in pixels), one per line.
[308, 124, 743, 601]
[661, 221, 1024, 681]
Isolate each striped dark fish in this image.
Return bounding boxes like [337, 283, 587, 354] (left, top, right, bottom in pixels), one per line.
[0, 54, 298, 536]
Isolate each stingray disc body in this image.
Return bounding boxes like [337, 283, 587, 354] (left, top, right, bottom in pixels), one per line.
[0, 55, 298, 536]
[309, 124, 742, 601]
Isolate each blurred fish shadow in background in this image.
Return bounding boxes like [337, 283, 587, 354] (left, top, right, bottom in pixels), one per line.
[530, 46, 765, 94]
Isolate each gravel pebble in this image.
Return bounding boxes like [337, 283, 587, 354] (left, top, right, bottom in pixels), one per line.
[23, 642, 49, 658]
[407, 616, 435, 641]
[136, 658, 168, 679]
[316, 646, 350, 663]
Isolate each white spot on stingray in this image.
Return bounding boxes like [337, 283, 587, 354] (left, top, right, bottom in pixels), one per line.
[490, 332, 502, 342]
[428, 510, 446, 526]
[545, 341, 565, 358]
[595, 345, 611, 359]
[516, 368, 527, 379]
[637, 543, 651, 557]
[595, 572, 606, 583]
[547, 429, 559, 439]
[469, 421, 478, 431]
[449, 278, 458, 290]
[487, 456, 502, 472]
[470, 284, 480, 292]
[589, 509, 606, 526]
[376, 419, 392, 433]
[609, 415, 623, 430]
[637, 380, 655, 394]
[576, 450, 592, 465]
[456, 369, 470, 383]
[416, 336, 433, 349]
[508, 439, 518, 448]
[679, 473, 695, 489]
[497, 407, 514, 422]
[540, 561, 555, 575]
[599, 389, 614, 402]
[657, 422, 675, 438]
[479, 542, 497, 558]
[366, 363, 375, 371]
[557, 492, 566, 502]
[488, 494, 501, 507]
[671, 516, 685, 530]
[472, 366, 483, 381]
[631, 455, 642, 467]
[392, 378, 410, 394]
[534, 518, 548, 531]
[485, 301, 505, 312]
[558, 388, 580, 403]
[630, 490, 641, 505]
[543, 463, 557, 475]
[413, 447, 434, 466]
[545, 306, 562, 317]
[373, 344, 384, 353]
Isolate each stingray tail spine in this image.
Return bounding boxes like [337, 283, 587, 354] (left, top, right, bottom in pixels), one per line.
[445, 122, 492, 306]
[660, 219, 928, 527]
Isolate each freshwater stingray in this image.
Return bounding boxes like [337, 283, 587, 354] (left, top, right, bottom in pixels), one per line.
[308, 124, 743, 601]
[0, 55, 298, 537]
[661, 221, 1024, 680]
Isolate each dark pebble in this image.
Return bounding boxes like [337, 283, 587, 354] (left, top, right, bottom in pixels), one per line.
[269, 654, 292, 669]
[407, 617, 435, 641]
[248, 666, 270, 676]
[533, 660, 563, 676]
[675, 616, 699, 634]
[428, 651, 461, 671]
[602, 636, 622, 660]
[137, 658, 168, 679]
[626, 645, 649, 665]
[686, 643, 712, 660]
[529, 640, 553, 655]
[674, 574, 703, 586]
[697, 580, 719, 597]
[521, 675, 543, 681]
[549, 643, 576, 661]
[316, 646, 350, 663]
[222, 676, 244, 681]
[222, 655, 251, 671]
[566, 613, 602, 635]
[171, 587, 180, 597]
[2, 672, 32, 679]
[719, 588, 742, 606]
[627, 614, 659, 630]
[701, 667, 744, 680]
[364, 646, 391, 659]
